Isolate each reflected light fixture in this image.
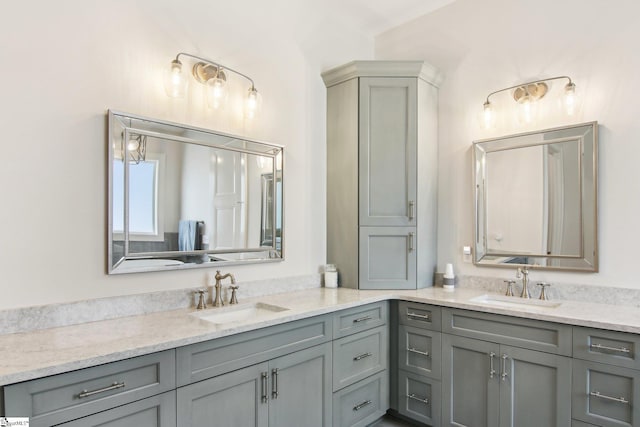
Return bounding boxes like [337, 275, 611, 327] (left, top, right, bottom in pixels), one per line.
[164, 52, 261, 118]
[482, 76, 578, 129]
[124, 133, 146, 164]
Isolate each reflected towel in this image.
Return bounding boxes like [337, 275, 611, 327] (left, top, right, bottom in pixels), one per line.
[178, 220, 197, 251]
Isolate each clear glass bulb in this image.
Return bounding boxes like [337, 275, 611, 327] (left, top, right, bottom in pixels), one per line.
[127, 138, 140, 152]
[482, 101, 495, 129]
[206, 75, 228, 110]
[245, 87, 262, 119]
[517, 95, 537, 124]
[564, 82, 577, 116]
[163, 60, 187, 98]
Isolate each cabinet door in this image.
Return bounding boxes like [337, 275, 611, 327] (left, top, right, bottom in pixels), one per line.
[359, 77, 417, 227]
[268, 343, 332, 427]
[177, 362, 268, 427]
[442, 334, 500, 427]
[573, 359, 640, 427]
[59, 391, 176, 427]
[499, 345, 572, 427]
[359, 226, 417, 289]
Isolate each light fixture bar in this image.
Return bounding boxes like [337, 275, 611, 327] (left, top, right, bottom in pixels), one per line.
[174, 52, 256, 89]
[484, 75, 573, 104]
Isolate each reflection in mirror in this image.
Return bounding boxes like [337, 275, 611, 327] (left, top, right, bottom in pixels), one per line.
[473, 122, 597, 271]
[108, 111, 284, 274]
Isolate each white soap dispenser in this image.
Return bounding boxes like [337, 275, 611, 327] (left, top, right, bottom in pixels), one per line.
[443, 263, 455, 291]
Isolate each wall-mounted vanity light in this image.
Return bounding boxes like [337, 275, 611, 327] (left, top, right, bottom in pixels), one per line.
[482, 76, 578, 129]
[164, 52, 262, 119]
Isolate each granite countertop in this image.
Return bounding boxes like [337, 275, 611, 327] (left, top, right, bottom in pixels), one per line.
[2, 286, 640, 386]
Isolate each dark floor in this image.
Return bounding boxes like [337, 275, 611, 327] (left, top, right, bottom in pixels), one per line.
[368, 414, 419, 426]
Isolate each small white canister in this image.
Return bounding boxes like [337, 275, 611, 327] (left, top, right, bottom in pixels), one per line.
[443, 263, 455, 291]
[324, 264, 338, 288]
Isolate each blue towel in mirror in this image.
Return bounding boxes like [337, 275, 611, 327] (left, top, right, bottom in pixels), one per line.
[178, 220, 197, 251]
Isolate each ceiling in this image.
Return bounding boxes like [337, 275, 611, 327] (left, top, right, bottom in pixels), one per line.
[340, 0, 456, 35]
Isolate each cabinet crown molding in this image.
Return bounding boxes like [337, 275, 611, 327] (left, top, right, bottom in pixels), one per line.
[321, 60, 444, 88]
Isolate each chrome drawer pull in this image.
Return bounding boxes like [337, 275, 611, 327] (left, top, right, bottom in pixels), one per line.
[407, 312, 430, 321]
[408, 347, 430, 357]
[354, 352, 373, 361]
[353, 315, 372, 323]
[500, 354, 509, 381]
[407, 393, 429, 405]
[590, 343, 631, 354]
[78, 381, 125, 399]
[408, 200, 415, 221]
[353, 400, 372, 411]
[261, 372, 268, 403]
[272, 368, 279, 399]
[590, 391, 629, 404]
[489, 352, 496, 379]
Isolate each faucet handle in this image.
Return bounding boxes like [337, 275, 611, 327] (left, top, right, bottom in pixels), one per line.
[503, 280, 516, 297]
[537, 283, 551, 300]
[195, 289, 207, 310]
[229, 286, 239, 305]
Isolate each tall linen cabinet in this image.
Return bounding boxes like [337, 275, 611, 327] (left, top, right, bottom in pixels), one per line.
[322, 61, 442, 289]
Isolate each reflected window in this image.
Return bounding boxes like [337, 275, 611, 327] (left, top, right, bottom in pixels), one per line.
[113, 159, 160, 238]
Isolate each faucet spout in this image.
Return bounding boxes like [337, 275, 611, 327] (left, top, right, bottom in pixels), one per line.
[213, 271, 236, 307]
[517, 267, 531, 299]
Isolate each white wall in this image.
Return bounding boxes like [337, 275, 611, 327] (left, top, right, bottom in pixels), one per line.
[376, 0, 640, 288]
[0, 0, 373, 310]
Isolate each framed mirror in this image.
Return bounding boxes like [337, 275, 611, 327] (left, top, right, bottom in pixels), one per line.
[108, 110, 284, 274]
[473, 122, 597, 271]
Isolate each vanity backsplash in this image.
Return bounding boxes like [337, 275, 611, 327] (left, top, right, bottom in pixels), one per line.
[0, 274, 321, 335]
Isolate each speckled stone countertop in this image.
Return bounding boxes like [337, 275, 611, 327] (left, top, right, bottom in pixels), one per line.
[2, 286, 640, 386]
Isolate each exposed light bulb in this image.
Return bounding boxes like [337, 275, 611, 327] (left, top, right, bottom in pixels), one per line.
[245, 87, 262, 119]
[517, 94, 537, 124]
[163, 59, 187, 98]
[482, 101, 495, 129]
[206, 71, 228, 110]
[127, 138, 140, 152]
[564, 82, 577, 116]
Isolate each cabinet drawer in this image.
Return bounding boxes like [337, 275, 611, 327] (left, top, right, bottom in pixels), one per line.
[442, 308, 572, 355]
[574, 327, 640, 370]
[59, 390, 176, 427]
[398, 325, 441, 379]
[398, 301, 441, 330]
[397, 370, 441, 426]
[573, 359, 640, 427]
[333, 302, 388, 338]
[177, 314, 331, 386]
[332, 371, 389, 427]
[333, 326, 388, 391]
[3, 350, 175, 427]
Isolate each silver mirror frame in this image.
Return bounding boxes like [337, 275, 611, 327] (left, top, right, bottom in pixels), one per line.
[472, 122, 598, 272]
[107, 110, 284, 274]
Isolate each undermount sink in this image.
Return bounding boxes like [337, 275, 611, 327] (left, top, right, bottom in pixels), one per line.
[191, 302, 290, 325]
[469, 294, 562, 310]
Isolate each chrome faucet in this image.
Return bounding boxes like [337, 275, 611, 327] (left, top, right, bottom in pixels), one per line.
[516, 267, 531, 299]
[213, 270, 236, 307]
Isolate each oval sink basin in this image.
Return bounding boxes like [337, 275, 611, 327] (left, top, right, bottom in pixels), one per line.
[191, 302, 289, 325]
[469, 294, 562, 310]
